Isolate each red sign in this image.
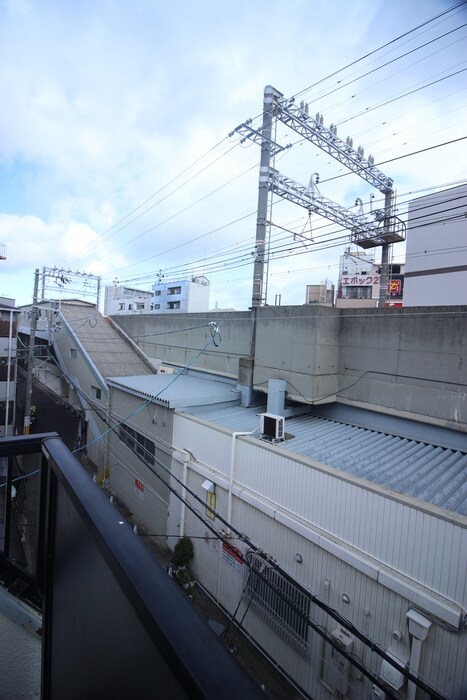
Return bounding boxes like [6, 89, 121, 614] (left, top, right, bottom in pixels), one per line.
[222, 542, 243, 572]
[134, 478, 145, 499]
[388, 279, 401, 294]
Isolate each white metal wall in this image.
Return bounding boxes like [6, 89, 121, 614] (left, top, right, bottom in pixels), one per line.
[173, 412, 467, 699]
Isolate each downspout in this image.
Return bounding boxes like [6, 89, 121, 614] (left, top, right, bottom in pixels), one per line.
[406, 609, 432, 700]
[216, 430, 256, 603]
[179, 452, 190, 538]
[227, 430, 256, 532]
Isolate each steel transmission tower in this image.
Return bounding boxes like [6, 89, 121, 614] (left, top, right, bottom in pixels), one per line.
[231, 86, 405, 308]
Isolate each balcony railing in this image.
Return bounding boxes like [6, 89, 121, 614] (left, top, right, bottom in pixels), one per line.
[0, 434, 263, 699]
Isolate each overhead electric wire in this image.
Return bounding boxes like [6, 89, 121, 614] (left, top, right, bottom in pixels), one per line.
[60, 1, 467, 304]
[293, 0, 467, 102]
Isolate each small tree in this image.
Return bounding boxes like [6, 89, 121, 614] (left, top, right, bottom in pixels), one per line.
[172, 536, 194, 568]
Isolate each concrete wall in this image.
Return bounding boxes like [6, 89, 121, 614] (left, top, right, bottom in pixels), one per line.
[338, 306, 467, 429]
[112, 311, 252, 378]
[112, 304, 467, 430]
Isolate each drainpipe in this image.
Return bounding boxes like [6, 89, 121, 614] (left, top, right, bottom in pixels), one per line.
[406, 609, 432, 700]
[215, 430, 255, 603]
[179, 452, 190, 538]
[227, 431, 255, 532]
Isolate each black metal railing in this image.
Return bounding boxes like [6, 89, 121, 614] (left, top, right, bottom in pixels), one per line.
[0, 434, 263, 700]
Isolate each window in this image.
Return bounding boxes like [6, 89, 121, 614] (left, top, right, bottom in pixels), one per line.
[154, 304, 161, 310]
[136, 303, 145, 310]
[70, 348, 77, 359]
[245, 551, 310, 651]
[155, 290, 162, 296]
[167, 301, 180, 310]
[128, 304, 133, 310]
[91, 385, 102, 400]
[119, 423, 155, 466]
[167, 286, 181, 295]
[342, 286, 372, 299]
[118, 303, 125, 311]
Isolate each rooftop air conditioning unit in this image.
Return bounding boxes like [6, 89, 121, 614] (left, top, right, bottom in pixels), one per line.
[260, 413, 285, 441]
[158, 366, 174, 375]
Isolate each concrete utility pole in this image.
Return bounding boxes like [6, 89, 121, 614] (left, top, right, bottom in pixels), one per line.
[23, 268, 39, 435]
[251, 85, 283, 308]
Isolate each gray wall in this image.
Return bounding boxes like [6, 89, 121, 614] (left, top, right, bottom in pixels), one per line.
[113, 311, 251, 378]
[112, 305, 467, 430]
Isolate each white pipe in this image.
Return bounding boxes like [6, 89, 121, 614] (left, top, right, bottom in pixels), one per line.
[406, 609, 431, 700]
[179, 453, 190, 537]
[227, 430, 255, 532]
[407, 638, 422, 700]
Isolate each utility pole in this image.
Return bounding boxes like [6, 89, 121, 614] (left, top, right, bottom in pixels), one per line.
[379, 189, 394, 307]
[231, 87, 404, 310]
[251, 85, 283, 308]
[24, 268, 39, 435]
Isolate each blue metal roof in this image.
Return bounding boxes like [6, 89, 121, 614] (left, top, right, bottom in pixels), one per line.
[185, 403, 467, 517]
[108, 373, 240, 408]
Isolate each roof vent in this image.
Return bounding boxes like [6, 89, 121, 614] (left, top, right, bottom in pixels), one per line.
[260, 413, 285, 441]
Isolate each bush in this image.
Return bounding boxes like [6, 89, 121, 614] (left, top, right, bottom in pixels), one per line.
[172, 536, 194, 567]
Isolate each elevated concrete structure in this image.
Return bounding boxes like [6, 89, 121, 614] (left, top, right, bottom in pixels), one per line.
[111, 305, 467, 432]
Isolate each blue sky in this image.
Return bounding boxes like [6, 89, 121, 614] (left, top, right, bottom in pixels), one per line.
[0, 0, 466, 308]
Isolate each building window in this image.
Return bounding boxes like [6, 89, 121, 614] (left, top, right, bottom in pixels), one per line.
[154, 304, 161, 310]
[119, 423, 155, 466]
[136, 303, 145, 310]
[70, 348, 77, 359]
[128, 304, 133, 310]
[118, 303, 125, 311]
[167, 286, 181, 295]
[342, 286, 372, 299]
[245, 551, 310, 651]
[155, 290, 162, 296]
[91, 385, 102, 400]
[167, 301, 180, 310]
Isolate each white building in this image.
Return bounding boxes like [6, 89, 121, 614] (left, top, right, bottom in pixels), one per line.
[404, 183, 467, 306]
[104, 285, 153, 316]
[106, 371, 467, 700]
[152, 276, 210, 314]
[336, 250, 404, 308]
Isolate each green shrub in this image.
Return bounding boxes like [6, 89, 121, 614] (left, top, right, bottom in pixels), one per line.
[172, 536, 194, 567]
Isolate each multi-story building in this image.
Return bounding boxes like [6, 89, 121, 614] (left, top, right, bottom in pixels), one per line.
[305, 279, 334, 306]
[336, 249, 404, 308]
[403, 183, 467, 306]
[0, 298, 18, 437]
[151, 276, 210, 314]
[104, 284, 153, 316]
[104, 277, 211, 316]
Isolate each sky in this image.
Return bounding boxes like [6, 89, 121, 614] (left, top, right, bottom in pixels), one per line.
[0, 0, 466, 310]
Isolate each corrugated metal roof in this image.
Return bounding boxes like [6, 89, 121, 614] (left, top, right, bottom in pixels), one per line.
[185, 403, 467, 517]
[109, 373, 240, 408]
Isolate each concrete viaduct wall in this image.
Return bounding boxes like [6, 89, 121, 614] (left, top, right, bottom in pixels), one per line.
[111, 305, 467, 431]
